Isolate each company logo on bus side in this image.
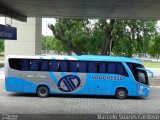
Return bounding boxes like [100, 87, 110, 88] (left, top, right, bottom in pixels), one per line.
[58, 75, 81, 92]
[92, 75, 124, 80]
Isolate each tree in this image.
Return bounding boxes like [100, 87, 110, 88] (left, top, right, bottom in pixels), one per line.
[0, 40, 4, 53]
[149, 35, 160, 60]
[112, 20, 156, 57]
[48, 19, 157, 56]
[42, 36, 55, 51]
[49, 19, 86, 55]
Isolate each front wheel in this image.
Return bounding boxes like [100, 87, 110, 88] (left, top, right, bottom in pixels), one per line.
[37, 86, 49, 97]
[115, 88, 128, 99]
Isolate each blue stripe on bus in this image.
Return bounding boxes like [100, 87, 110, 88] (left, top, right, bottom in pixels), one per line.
[49, 72, 58, 84]
[73, 72, 78, 76]
[60, 72, 66, 77]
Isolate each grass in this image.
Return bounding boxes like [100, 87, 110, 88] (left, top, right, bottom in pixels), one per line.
[0, 55, 4, 61]
[143, 62, 160, 68]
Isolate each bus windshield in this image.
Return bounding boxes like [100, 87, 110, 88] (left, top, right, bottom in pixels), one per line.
[126, 62, 149, 85]
[137, 69, 149, 85]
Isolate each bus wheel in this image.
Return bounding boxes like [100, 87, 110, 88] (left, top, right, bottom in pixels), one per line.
[116, 88, 127, 99]
[37, 86, 49, 97]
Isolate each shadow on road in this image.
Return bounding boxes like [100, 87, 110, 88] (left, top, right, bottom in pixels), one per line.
[7, 92, 146, 100]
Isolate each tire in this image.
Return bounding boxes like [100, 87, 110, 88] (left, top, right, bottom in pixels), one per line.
[37, 86, 49, 97]
[115, 88, 128, 99]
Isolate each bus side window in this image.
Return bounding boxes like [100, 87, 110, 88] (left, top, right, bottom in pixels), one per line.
[21, 59, 29, 71]
[41, 60, 48, 71]
[127, 63, 134, 73]
[88, 62, 97, 73]
[116, 63, 128, 76]
[99, 63, 106, 73]
[59, 61, 67, 72]
[78, 62, 87, 72]
[107, 63, 117, 74]
[9, 59, 22, 70]
[29, 60, 39, 71]
[49, 61, 58, 71]
[69, 61, 77, 72]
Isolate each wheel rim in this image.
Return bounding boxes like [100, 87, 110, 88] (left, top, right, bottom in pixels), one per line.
[40, 89, 46, 95]
[119, 91, 125, 97]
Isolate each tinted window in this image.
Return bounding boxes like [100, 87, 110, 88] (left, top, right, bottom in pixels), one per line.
[107, 63, 117, 74]
[137, 70, 149, 85]
[127, 63, 134, 73]
[78, 62, 87, 72]
[116, 63, 128, 76]
[126, 62, 144, 80]
[69, 61, 77, 72]
[29, 60, 39, 71]
[99, 63, 106, 73]
[21, 59, 29, 70]
[9, 58, 22, 70]
[41, 60, 48, 71]
[9, 58, 128, 76]
[88, 62, 97, 73]
[106, 62, 128, 76]
[49, 60, 58, 71]
[59, 61, 67, 72]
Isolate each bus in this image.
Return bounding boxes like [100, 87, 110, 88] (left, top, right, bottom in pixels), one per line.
[5, 55, 150, 99]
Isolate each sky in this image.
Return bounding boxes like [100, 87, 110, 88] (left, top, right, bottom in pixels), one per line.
[42, 18, 56, 36]
[0, 17, 56, 36]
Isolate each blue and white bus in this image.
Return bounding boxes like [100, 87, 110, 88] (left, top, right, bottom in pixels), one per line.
[5, 55, 150, 99]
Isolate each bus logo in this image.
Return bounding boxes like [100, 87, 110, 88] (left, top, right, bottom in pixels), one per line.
[58, 75, 81, 92]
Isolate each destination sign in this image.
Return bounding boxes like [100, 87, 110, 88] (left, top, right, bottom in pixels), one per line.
[0, 24, 17, 40]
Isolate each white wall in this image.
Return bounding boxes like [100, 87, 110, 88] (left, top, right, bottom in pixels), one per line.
[5, 17, 42, 57]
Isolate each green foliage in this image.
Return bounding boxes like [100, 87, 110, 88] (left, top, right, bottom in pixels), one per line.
[112, 20, 156, 57]
[0, 40, 4, 53]
[149, 35, 160, 59]
[42, 35, 71, 54]
[47, 19, 157, 56]
[42, 36, 55, 51]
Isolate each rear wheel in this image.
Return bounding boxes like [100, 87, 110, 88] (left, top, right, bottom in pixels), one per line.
[116, 88, 128, 99]
[37, 86, 49, 97]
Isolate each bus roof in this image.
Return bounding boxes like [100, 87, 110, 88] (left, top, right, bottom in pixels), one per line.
[7, 55, 141, 64]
